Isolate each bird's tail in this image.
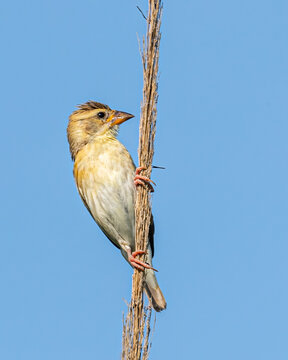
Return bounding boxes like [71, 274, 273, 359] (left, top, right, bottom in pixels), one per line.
[144, 269, 166, 312]
[144, 247, 166, 312]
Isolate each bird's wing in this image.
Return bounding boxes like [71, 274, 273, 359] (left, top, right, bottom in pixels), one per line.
[149, 215, 155, 257]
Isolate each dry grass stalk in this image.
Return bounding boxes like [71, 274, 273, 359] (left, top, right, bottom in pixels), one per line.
[122, 1, 162, 359]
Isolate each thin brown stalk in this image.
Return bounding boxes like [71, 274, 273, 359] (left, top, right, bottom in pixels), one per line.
[121, 1, 162, 359]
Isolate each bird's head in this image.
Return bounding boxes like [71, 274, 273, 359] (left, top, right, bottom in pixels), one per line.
[67, 101, 134, 160]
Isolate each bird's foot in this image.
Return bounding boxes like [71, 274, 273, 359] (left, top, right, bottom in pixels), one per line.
[128, 250, 158, 272]
[134, 167, 156, 192]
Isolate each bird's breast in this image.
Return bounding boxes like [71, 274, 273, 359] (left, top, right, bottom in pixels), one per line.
[73, 138, 136, 249]
[74, 139, 135, 192]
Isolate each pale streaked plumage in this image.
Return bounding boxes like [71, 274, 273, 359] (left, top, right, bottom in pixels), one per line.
[74, 138, 135, 255]
[67, 101, 166, 311]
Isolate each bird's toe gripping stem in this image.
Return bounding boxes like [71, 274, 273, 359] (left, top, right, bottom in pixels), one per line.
[134, 166, 156, 192]
[128, 249, 158, 272]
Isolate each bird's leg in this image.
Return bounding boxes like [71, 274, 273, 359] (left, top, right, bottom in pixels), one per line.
[134, 166, 156, 192]
[126, 248, 158, 272]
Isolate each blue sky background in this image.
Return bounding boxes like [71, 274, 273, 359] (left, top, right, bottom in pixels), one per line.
[1, 0, 287, 359]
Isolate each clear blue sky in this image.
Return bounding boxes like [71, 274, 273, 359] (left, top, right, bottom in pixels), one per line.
[1, 0, 287, 359]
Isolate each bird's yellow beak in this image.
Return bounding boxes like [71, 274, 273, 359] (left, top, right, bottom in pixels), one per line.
[107, 110, 134, 127]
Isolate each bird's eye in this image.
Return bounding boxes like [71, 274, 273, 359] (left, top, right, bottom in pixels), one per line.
[98, 112, 105, 119]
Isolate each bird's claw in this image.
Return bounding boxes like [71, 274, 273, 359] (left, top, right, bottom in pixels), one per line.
[134, 166, 156, 192]
[129, 250, 158, 272]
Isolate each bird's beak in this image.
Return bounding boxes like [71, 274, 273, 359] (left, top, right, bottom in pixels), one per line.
[107, 110, 134, 127]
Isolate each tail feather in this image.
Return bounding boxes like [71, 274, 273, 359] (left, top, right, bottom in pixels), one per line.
[144, 268, 166, 312]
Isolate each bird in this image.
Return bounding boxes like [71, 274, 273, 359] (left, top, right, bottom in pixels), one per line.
[67, 101, 166, 312]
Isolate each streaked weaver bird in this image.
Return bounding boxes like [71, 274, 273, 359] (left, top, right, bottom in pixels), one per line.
[67, 101, 166, 312]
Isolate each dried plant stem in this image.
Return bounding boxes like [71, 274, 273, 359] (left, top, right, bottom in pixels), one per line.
[122, 1, 162, 359]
